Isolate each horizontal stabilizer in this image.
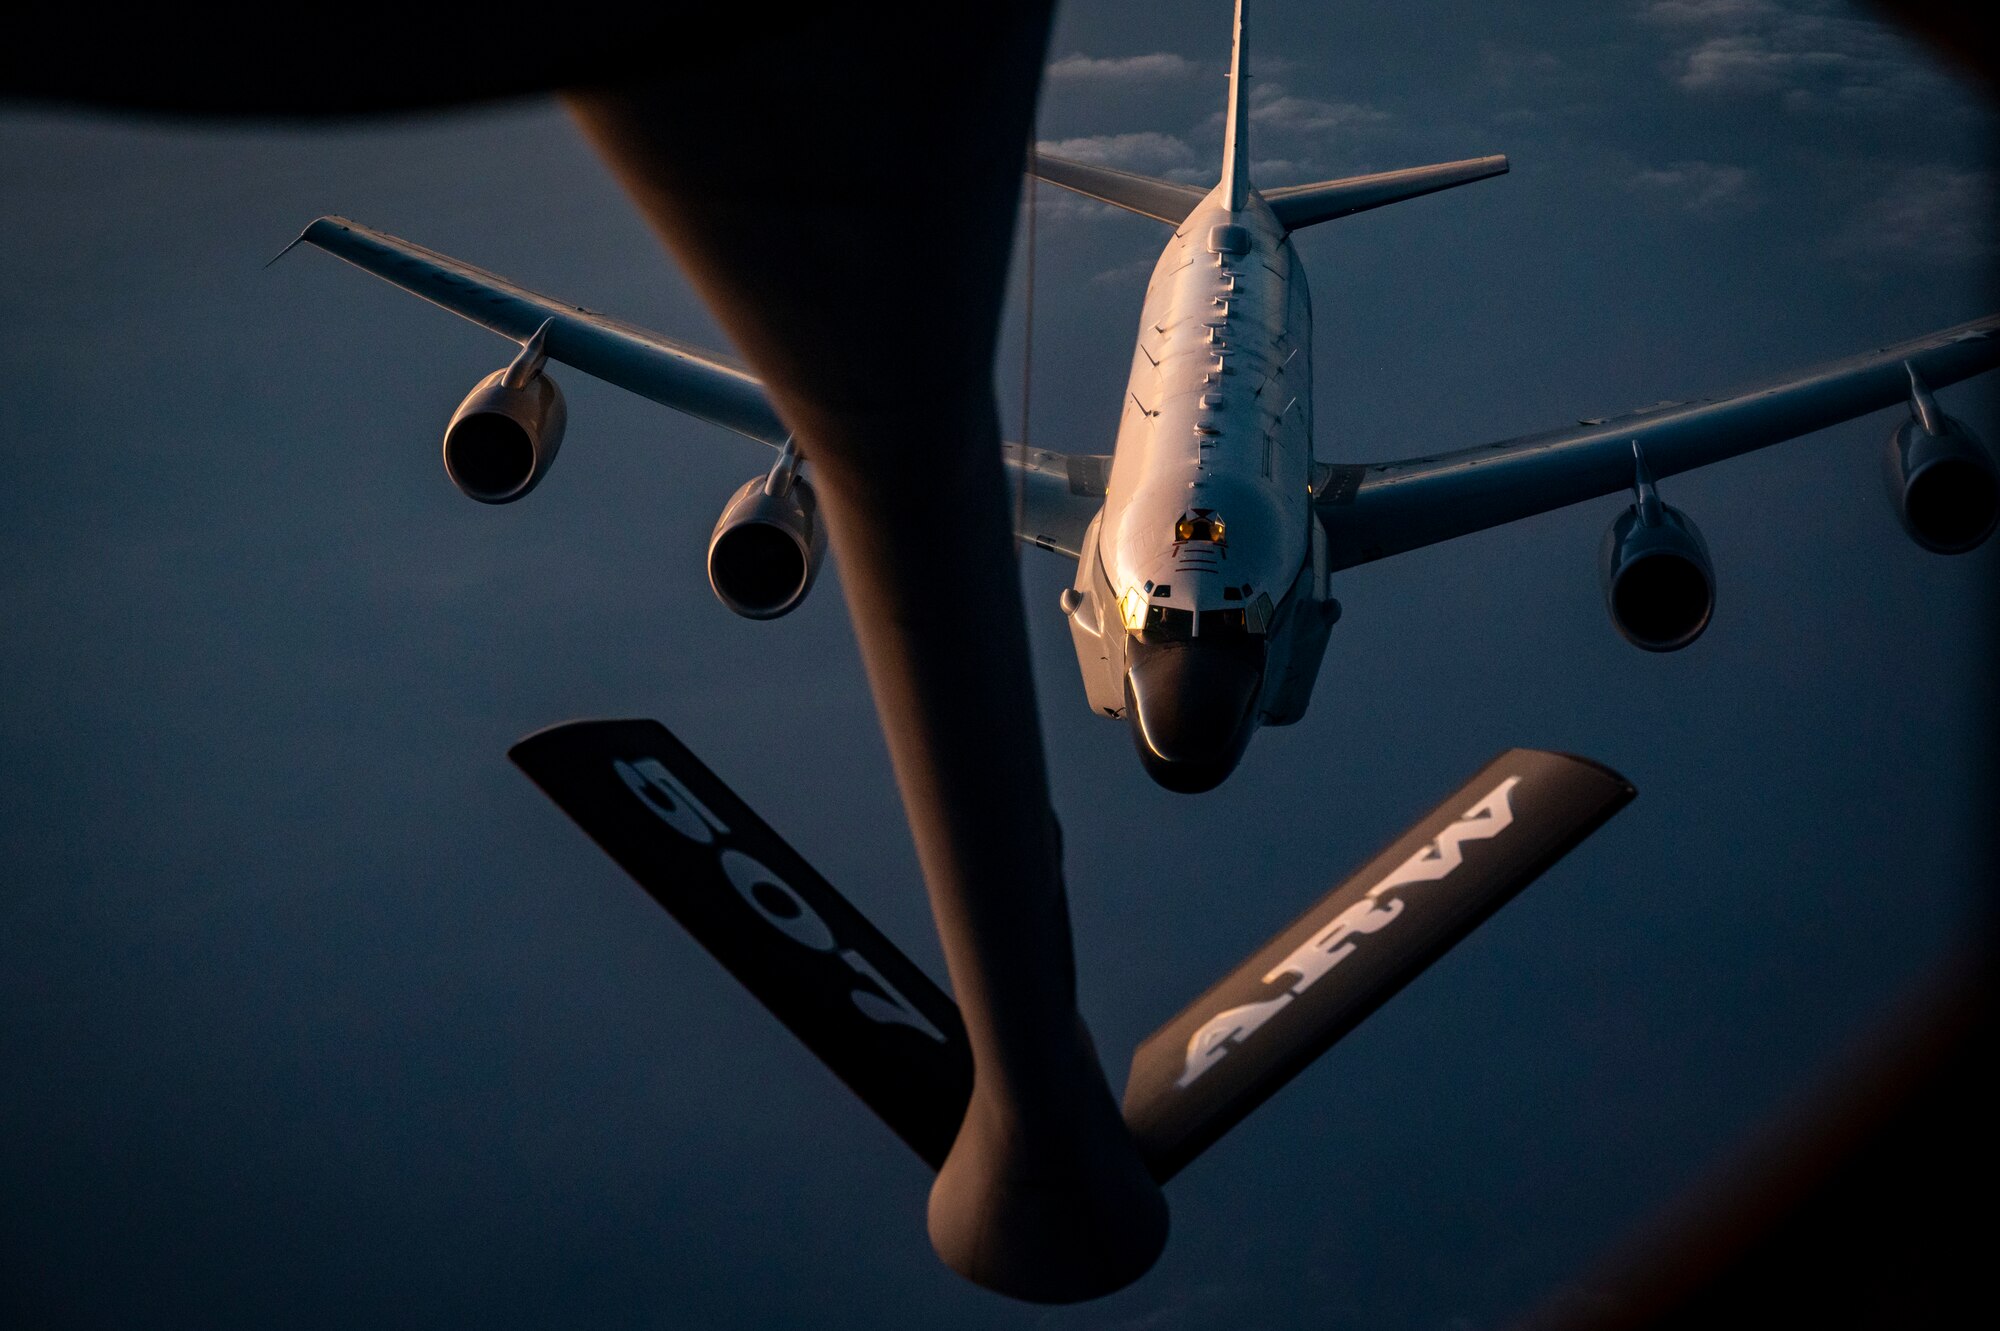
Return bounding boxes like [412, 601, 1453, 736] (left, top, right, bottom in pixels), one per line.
[1030, 151, 1207, 224]
[511, 719, 973, 1169]
[1124, 748, 1633, 1181]
[1264, 154, 1508, 231]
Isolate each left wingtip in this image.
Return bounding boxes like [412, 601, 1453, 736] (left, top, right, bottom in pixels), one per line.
[263, 216, 348, 269]
[263, 230, 310, 270]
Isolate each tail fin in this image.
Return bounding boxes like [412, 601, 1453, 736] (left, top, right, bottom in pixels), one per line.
[1123, 748, 1633, 1181]
[1033, 0, 1252, 225]
[511, 718, 974, 1169]
[1220, 0, 1252, 212]
[1263, 154, 1509, 231]
[1033, 1, 1502, 231]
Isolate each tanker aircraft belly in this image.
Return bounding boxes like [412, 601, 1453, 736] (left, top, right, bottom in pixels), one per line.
[289, 1, 1999, 800]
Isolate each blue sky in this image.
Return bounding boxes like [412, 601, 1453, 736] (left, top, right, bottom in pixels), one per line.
[2, 2, 1992, 1327]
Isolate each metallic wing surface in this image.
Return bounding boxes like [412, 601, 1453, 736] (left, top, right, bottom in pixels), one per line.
[1321, 317, 2000, 569]
[1261, 155, 1510, 228]
[295, 216, 788, 446]
[1027, 153, 1207, 224]
[294, 217, 1106, 556]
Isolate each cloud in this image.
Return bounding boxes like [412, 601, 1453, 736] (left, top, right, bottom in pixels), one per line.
[1829, 166, 1996, 263]
[1187, 83, 1391, 179]
[1038, 75, 1391, 198]
[1250, 158, 1308, 183]
[1046, 52, 1198, 84]
[1248, 84, 1390, 135]
[1027, 182, 1167, 224]
[1036, 131, 1199, 174]
[1628, 159, 1757, 212]
[1639, 0, 1948, 108]
[1673, 34, 1848, 95]
[1028, 134, 1200, 222]
[1645, 0, 1774, 22]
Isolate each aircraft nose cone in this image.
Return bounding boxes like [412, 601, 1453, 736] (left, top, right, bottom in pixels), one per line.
[1124, 638, 1263, 793]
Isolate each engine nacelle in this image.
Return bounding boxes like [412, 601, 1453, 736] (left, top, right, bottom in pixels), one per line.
[1882, 412, 1998, 554]
[442, 367, 567, 504]
[707, 473, 826, 619]
[1599, 500, 1715, 652]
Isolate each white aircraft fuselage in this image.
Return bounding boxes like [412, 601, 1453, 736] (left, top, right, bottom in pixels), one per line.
[1066, 186, 1335, 792]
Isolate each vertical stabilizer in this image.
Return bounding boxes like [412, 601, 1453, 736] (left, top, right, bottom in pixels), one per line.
[1220, 0, 1251, 211]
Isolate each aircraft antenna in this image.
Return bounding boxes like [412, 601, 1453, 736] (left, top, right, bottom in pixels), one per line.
[1015, 128, 1039, 560]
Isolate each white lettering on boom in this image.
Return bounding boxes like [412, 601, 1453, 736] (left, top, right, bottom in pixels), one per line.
[616, 756, 947, 1043]
[1176, 776, 1521, 1087]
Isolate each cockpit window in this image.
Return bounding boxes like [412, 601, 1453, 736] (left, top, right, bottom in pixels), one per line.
[1129, 603, 1255, 643]
[1197, 608, 1249, 637]
[1122, 571, 1265, 642]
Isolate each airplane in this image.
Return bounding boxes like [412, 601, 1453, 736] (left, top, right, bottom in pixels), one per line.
[20, 0, 1977, 1304]
[270, 4, 1999, 1299]
[285, 6, 2000, 798]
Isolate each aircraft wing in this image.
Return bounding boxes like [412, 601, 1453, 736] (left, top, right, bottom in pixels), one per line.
[1318, 315, 2000, 569]
[296, 215, 792, 446]
[1002, 442, 1109, 558]
[292, 215, 1105, 553]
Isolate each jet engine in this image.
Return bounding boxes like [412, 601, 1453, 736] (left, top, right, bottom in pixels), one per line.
[1882, 373, 1998, 554]
[1599, 449, 1714, 653]
[707, 455, 826, 619]
[441, 322, 567, 504]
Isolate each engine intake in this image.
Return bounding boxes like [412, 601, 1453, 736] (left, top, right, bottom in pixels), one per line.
[443, 368, 566, 503]
[1600, 499, 1715, 653]
[707, 470, 826, 619]
[442, 324, 567, 504]
[1883, 411, 1997, 555]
